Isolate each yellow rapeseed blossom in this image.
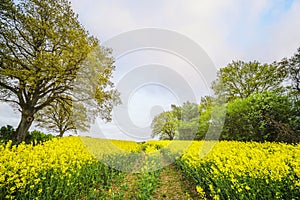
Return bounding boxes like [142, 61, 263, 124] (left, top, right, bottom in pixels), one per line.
[196, 185, 206, 199]
[180, 141, 300, 181]
[2, 137, 299, 199]
[0, 137, 94, 198]
[176, 140, 300, 199]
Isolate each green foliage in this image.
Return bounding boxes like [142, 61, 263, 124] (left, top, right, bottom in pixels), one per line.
[180, 101, 199, 121]
[171, 104, 182, 120]
[152, 55, 299, 143]
[0, 125, 54, 145]
[0, 125, 16, 142]
[223, 92, 299, 143]
[151, 111, 179, 140]
[151, 102, 200, 140]
[137, 170, 161, 200]
[212, 60, 287, 101]
[278, 48, 300, 134]
[26, 130, 54, 145]
[76, 45, 121, 123]
[177, 102, 200, 140]
[165, 55, 299, 143]
[35, 99, 90, 137]
[0, 0, 119, 142]
[196, 96, 213, 140]
[178, 119, 199, 140]
[279, 47, 300, 93]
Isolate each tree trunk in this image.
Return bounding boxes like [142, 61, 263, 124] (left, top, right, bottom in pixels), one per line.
[16, 112, 34, 142]
[59, 130, 64, 137]
[167, 131, 174, 140]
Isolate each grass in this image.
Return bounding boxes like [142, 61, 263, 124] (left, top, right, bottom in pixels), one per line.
[154, 164, 200, 200]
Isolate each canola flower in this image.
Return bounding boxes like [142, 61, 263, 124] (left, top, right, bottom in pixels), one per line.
[178, 141, 300, 199]
[81, 138, 170, 173]
[2, 137, 299, 199]
[141, 140, 171, 154]
[0, 137, 116, 199]
[111, 140, 141, 153]
[181, 141, 300, 180]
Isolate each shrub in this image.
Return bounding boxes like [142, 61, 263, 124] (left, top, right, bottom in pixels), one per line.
[26, 130, 54, 145]
[0, 125, 54, 145]
[0, 125, 16, 143]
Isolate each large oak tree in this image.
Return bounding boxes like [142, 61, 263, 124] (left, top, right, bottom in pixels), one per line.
[0, 0, 119, 141]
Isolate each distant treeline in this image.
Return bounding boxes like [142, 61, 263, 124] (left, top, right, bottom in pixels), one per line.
[151, 48, 300, 143]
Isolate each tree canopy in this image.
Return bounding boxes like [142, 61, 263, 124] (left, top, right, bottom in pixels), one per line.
[223, 92, 298, 142]
[278, 48, 300, 134]
[212, 61, 287, 101]
[151, 48, 300, 143]
[151, 102, 199, 140]
[0, 0, 119, 141]
[279, 47, 300, 94]
[35, 98, 89, 137]
[151, 111, 179, 140]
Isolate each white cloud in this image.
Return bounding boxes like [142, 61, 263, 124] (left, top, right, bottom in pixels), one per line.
[264, 0, 300, 61]
[70, 0, 299, 67]
[71, 0, 137, 40]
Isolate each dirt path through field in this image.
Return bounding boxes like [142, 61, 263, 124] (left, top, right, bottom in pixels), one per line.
[153, 163, 200, 200]
[104, 153, 201, 199]
[105, 155, 145, 200]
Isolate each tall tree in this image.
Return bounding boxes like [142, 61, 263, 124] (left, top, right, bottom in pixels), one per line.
[287, 48, 300, 93]
[212, 61, 287, 101]
[178, 118, 199, 140]
[35, 98, 89, 137]
[171, 102, 199, 121]
[177, 102, 199, 140]
[151, 111, 178, 140]
[171, 104, 181, 120]
[279, 47, 300, 94]
[180, 101, 199, 121]
[279, 48, 300, 134]
[197, 96, 213, 139]
[0, 0, 119, 141]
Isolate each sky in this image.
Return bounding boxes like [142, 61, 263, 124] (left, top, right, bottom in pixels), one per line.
[1, 0, 300, 141]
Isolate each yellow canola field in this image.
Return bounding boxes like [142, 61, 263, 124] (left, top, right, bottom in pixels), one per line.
[0, 137, 95, 199]
[1, 137, 299, 199]
[178, 141, 300, 199]
[181, 141, 300, 181]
